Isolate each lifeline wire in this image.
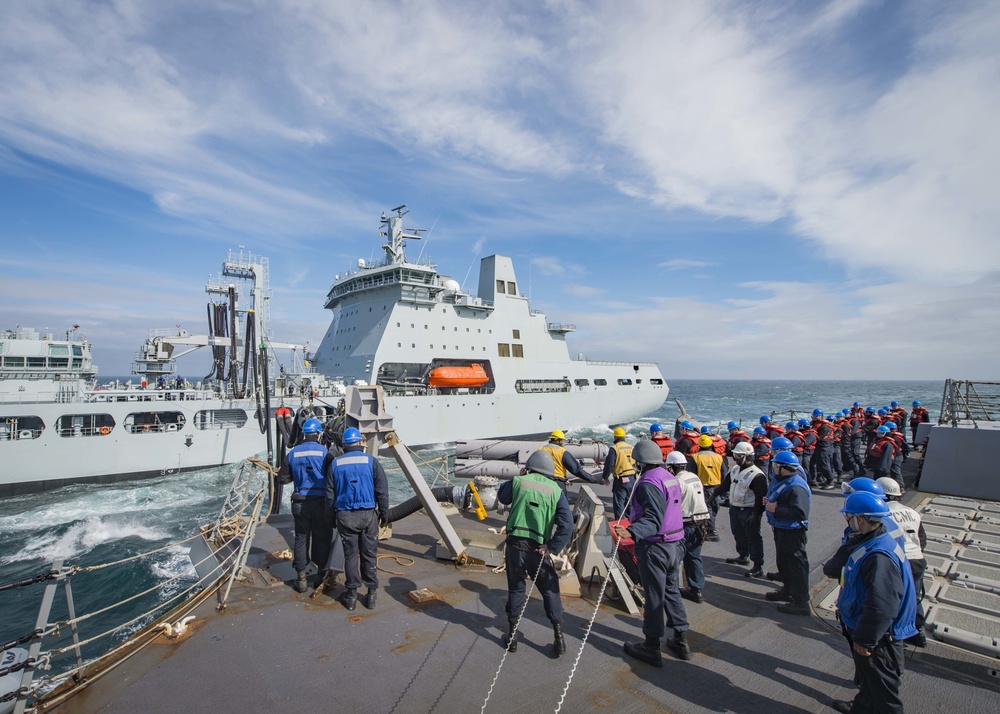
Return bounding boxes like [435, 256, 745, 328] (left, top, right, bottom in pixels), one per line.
[552, 471, 643, 714]
[479, 551, 547, 714]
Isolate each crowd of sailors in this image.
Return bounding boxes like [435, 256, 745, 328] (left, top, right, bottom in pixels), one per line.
[282, 399, 930, 714]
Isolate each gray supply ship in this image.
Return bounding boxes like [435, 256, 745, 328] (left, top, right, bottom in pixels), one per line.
[1, 206, 666, 496]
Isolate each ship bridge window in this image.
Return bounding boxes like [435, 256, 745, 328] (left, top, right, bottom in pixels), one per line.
[512, 344, 524, 358]
[56, 413, 116, 438]
[3, 357, 25, 368]
[498, 343, 511, 357]
[650, 378, 664, 385]
[515, 379, 570, 394]
[0, 415, 45, 441]
[496, 280, 506, 294]
[594, 379, 608, 386]
[574, 379, 590, 387]
[512, 329, 520, 339]
[49, 358, 68, 368]
[617, 378, 633, 386]
[126, 411, 186, 434]
[28, 357, 45, 368]
[507, 282, 516, 295]
[73, 346, 83, 356]
[48, 345, 69, 356]
[194, 409, 248, 430]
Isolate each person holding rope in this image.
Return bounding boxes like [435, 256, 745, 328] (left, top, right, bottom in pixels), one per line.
[614, 440, 691, 666]
[287, 418, 333, 593]
[603, 427, 637, 519]
[497, 449, 574, 656]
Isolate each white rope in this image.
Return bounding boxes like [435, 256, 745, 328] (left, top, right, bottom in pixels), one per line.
[479, 551, 546, 714]
[552, 477, 641, 713]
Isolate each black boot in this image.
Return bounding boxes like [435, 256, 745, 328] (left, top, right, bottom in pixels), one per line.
[363, 589, 377, 610]
[666, 631, 692, 661]
[294, 571, 308, 593]
[339, 589, 357, 610]
[624, 638, 662, 667]
[503, 621, 518, 653]
[553, 623, 566, 656]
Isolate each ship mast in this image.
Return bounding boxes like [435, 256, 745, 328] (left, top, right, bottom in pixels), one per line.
[381, 205, 425, 265]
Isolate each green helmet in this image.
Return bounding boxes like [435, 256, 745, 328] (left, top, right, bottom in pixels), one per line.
[524, 450, 555, 478]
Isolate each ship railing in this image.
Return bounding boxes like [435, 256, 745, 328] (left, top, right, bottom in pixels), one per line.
[939, 379, 1000, 427]
[1, 458, 272, 713]
[576, 358, 660, 366]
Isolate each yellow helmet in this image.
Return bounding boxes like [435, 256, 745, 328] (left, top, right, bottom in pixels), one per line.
[613, 427, 627, 438]
[549, 429, 566, 441]
[698, 434, 713, 448]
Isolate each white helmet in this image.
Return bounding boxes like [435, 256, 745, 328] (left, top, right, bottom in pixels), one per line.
[665, 451, 687, 466]
[732, 441, 754, 457]
[875, 477, 902, 498]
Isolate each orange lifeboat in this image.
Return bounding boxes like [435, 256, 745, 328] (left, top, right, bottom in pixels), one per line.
[428, 364, 489, 388]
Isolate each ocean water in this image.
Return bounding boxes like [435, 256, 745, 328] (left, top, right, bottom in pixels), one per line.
[0, 379, 941, 679]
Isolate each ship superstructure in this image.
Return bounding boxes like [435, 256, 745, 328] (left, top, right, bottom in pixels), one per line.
[312, 206, 667, 445]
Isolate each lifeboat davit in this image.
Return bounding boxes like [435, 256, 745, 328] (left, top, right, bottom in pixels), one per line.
[428, 364, 489, 388]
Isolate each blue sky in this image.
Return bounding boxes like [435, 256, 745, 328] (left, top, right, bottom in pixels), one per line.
[1, 0, 997, 380]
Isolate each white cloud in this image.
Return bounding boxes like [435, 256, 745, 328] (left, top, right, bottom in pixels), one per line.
[659, 259, 715, 270]
[529, 256, 588, 277]
[564, 285, 605, 298]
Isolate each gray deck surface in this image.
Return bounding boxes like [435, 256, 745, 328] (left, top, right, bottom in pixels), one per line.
[49, 460, 1000, 714]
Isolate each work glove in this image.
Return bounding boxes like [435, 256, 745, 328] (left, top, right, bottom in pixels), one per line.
[536, 545, 549, 558]
[379, 513, 390, 528]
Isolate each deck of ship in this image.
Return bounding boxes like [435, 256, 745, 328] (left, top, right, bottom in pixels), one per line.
[47, 457, 1000, 714]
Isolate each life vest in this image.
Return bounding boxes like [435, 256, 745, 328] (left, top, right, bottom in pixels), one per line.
[676, 470, 710, 522]
[539, 444, 567, 479]
[887, 432, 906, 453]
[729, 464, 763, 508]
[628, 466, 684, 542]
[692, 449, 724, 487]
[801, 428, 817, 452]
[887, 502, 924, 561]
[765, 473, 810, 530]
[765, 425, 785, 440]
[652, 434, 675, 458]
[815, 420, 835, 443]
[506, 472, 561, 546]
[329, 451, 377, 510]
[675, 433, 699, 455]
[867, 436, 896, 461]
[711, 434, 728, 455]
[848, 416, 863, 437]
[751, 435, 771, 462]
[287, 440, 327, 497]
[864, 417, 881, 435]
[612, 440, 636, 479]
[910, 407, 929, 425]
[837, 530, 918, 641]
[727, 431, 750, 453]
[785, 430, 805, 453]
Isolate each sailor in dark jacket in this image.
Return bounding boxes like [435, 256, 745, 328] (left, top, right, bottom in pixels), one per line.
[287, 418, 333, 593]
[614, 440, 691, 666]
[764, 451, 811, 615]
[497, 450, 574, 656]
[325, 427, 389, 611]
[829, 493, 917, 714]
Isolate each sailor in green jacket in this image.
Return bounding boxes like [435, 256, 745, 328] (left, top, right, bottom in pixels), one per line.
[497, 449, 574, 656]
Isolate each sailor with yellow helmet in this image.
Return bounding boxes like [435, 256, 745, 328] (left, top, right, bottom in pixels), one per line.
[539, 429, 608, 491]
[602, 426, 637, 519]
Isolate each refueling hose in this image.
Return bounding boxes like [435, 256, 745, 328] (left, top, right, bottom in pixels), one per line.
[386, 486, 458, 523]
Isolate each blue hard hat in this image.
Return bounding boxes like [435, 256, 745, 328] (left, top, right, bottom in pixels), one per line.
[680, 420, 694, 430]
[841, 492, 891, 518]
[650, 423, 663, 433]
[891, 401, 899, 408]
[772, 451, 799, 466]
[785, 421, 796, 430]
[853, 402, 860, 407]
[877, 408, 887, 416]
[760, 415, 770, 424]
[885, 421, 897, 430]
[912, 400, 920, 407]
[812, 409, 823, 417]
[797, 418, 809, 427]
[700, 425, 712, 434]
[727, 421, 739, 430]
[843, 477, 885, 497]
[770, 436, 793, 451]
[865, 406, 875, 414]
[302, 418, 323, 434]
[883, 405, 890, 411]
[753, 426, 767, 435]
[342, 427, 363, 445]
[876, 425, 890, 434]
